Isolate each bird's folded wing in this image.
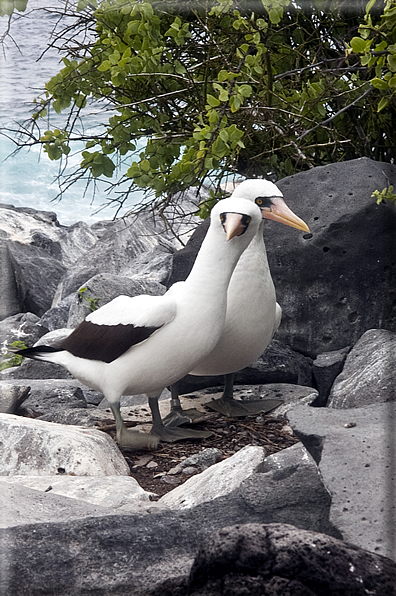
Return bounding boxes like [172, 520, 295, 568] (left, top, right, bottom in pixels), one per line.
[61, 294, 177, 363]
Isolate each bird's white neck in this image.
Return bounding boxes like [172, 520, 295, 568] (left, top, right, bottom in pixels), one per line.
[183, 224, 251, 297]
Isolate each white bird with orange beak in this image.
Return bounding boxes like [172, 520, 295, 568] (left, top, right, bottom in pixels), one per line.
[166, 179, 310, 421]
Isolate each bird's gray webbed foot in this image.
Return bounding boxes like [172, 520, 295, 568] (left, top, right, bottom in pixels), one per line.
[205, 373, 283, 417]
[150, 424, 213, 443]
[149, 395, 212, 442]
[162, 385, 203, 427]
[206, 397, 283, 417]
[162, 406, 204, 427]
[110, 402, 158, 450]
[117, 425, 159, 450]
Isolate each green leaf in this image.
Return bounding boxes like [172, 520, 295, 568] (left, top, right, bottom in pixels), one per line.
[387, 54, 396, 72]
[98, 60, 111, 72]
[377, 97, 390, 112]
[350, 37, 368, 53]
[268, 7, 282, 25]
[206, 94, 221, 107]
[370, 77, 389, 90]
[388, 75, 396, 88]
[238, 84, 252, 98]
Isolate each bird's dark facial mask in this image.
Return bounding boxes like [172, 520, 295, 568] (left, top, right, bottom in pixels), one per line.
[220, 212, 252, 240]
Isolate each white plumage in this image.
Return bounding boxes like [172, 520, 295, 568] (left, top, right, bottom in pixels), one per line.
[166, 179, 309, 420]
[16, 197, 262, 449]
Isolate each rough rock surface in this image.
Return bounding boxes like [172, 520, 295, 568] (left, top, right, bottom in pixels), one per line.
[159, 445, 266, 509]
[0, 480, 131, 528]
[58, 214, 175, 299]
[0, 383, 30, 414]
[174, 523, 396, 596]
[18, 384, 87, 418]
[328, 328, 396, 408]
[287, 402, 396, 560]
[0, 414, 130, 476]
[0, 444, 341, 595]
[176, 339, 314, 394]
[0, 311, 48, 348]
[312, 346, 350, 406]
[2, 475, 154, 512]
[67, 273, 166, 328]
[38, 294, 74, 331]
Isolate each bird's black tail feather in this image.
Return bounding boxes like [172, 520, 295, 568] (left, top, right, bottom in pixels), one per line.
[12, 345, 64, 360]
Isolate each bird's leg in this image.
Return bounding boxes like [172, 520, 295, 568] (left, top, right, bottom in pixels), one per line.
[162, 382, 203, 427]
[222, 373, 235, 401]
[109, 403, 158, 450]
[206, 373, 283, 417]
[149, 396, 212, 443]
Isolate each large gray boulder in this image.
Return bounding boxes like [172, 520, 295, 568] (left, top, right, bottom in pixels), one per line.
[0, 205, 98, 319]
[168, 158, 396, 356]
[0, 442, 338, 595]
[0, 312, 48, 348]
[175, 339, 314, 394]
[0, 413, 130, 476]
[7, 240, 67, 316]
[67, 273, 166, 328]
[328, 328, 396, 408]
[287, 402, 396, 560]
[58, 214, 175, 299]
[178, 523, 396, 596]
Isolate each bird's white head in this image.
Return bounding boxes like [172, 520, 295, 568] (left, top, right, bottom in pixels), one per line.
[210, 196, 262, 242]
[231, 178, 309, 233]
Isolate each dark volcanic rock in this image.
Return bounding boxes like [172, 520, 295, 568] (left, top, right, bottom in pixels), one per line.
[0, 231, 21, 320]
[311, 346, 350, 407]
[182, 523, 396, 596]
[274, 158, 396, 356]
[67, 273, 166, 328]
[0, 443, 339, 596]
[38, 294, 74, 331]
[17, 385, 87, 418]
[59, 215, 174, 299]
[0, 356, 73, 380]
[175, 339, 313, 394]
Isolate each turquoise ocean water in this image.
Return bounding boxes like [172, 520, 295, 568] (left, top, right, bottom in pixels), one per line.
[0, 0, 144, 225]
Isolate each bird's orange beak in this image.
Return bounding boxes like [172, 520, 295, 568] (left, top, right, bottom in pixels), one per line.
[261, 197, 310, 233]
[221, 212, 249, 240]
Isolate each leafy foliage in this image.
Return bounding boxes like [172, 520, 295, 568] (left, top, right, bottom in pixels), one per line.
[347, 0, 396, 114]
[0, 0, 27, 17]
[372, 183, 396, 204]
[0, 340, 27, 371]
[78, 286, 101, 311]
[2, 0, 395, 216]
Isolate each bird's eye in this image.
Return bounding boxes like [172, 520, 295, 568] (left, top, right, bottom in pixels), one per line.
[220, 213, 226, 222]
[256, 198, 263, 205]
[245, 216, 251, 224]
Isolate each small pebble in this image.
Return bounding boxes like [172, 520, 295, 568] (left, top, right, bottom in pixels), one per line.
[181, 466, 197, 476]
[146, 461, 158, 469]
[344, 422, 357, 428]
[161, 476, 181, 486]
